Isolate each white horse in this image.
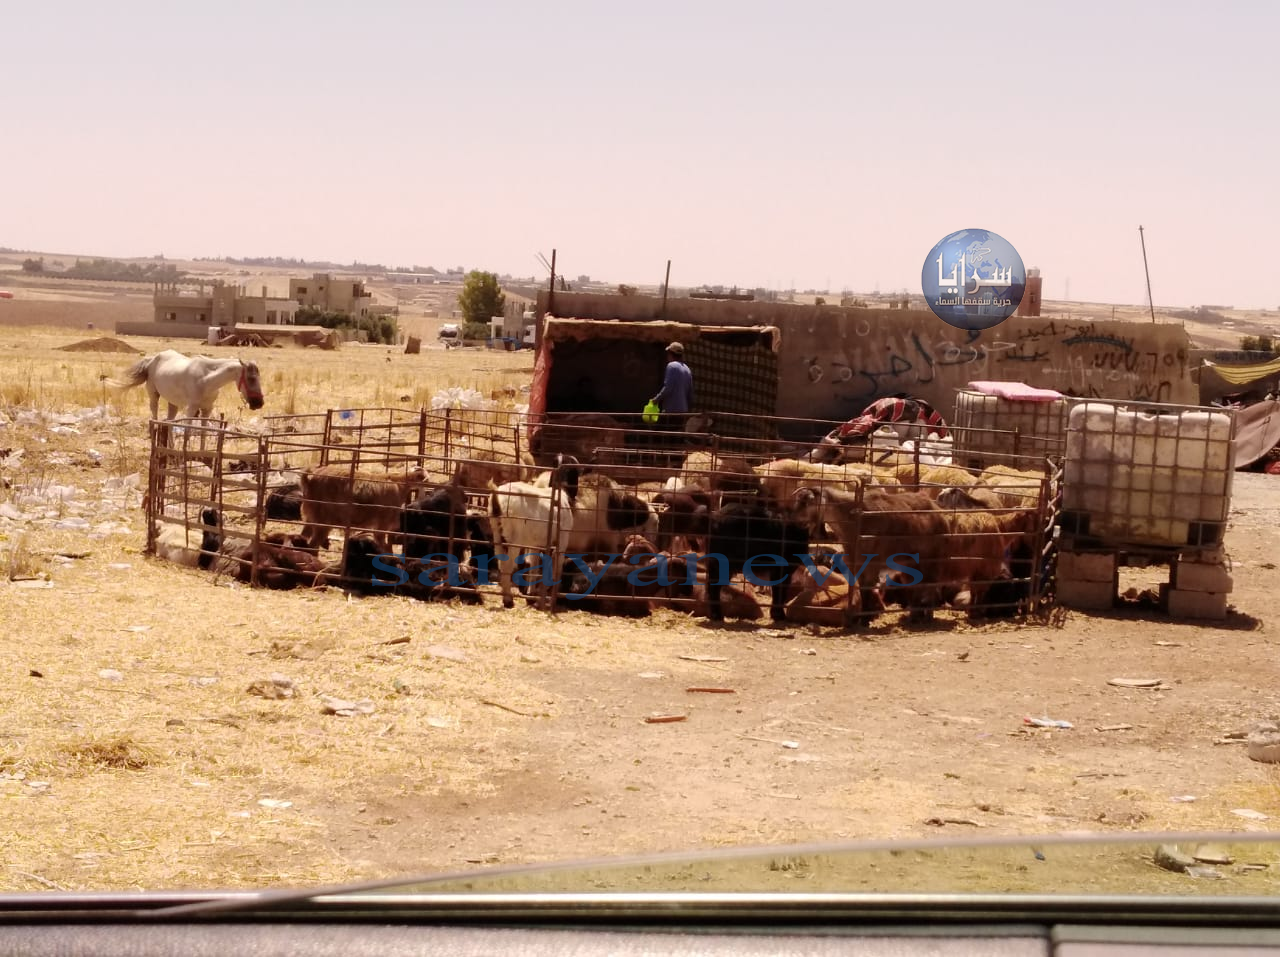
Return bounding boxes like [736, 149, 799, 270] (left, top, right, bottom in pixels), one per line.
[107, 349, 265, 421]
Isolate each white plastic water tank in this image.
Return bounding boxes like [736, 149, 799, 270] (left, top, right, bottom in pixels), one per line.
[207, 326, 221, 345]
[1063, 402, 1233, 547]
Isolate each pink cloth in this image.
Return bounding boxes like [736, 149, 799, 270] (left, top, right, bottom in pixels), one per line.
[967, 380, 1064, 402]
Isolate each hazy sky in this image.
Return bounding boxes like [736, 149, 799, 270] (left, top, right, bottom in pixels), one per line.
[5, 1, 1276, 307]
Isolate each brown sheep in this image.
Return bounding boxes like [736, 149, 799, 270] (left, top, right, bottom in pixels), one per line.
[935, 485, 1039, 618]
[791, 486, 950, 624]
[298, 463, 425, 551]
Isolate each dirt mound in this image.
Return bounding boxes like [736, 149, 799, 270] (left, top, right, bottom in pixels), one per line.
[57, 336, 142, 354]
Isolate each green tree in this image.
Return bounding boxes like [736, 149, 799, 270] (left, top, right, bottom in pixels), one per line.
[21, 257, 44, 273]
[457, 270, 506, 326]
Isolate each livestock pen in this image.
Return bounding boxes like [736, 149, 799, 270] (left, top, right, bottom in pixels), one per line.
[142, 407, 1064, 627]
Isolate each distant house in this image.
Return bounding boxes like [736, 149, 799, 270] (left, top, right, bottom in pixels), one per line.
[289, 273, 374, 317]
[116, 280, 303, 338]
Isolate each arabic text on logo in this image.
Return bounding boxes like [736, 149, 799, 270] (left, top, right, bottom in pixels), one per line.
[921, 229, 1025, 331]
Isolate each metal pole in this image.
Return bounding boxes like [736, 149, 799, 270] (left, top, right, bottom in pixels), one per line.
[661, 259, 671, 318]
[548, 248, 557, 317]
[1139, 225, 1155, 323]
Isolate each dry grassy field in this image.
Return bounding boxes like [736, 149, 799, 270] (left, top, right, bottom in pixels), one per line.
[2, 295, 1280, 895]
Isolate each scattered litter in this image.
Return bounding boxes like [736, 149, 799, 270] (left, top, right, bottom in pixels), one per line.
[925, 817, 983, 827]
[1231, 808, 1269, 821]
[1192, 844, 1234, 865]
[107, 564, 131, 570]
[319, 695, 375, 717]
[519, 653, 541, 664]
[1186, 865, 1224, 880]
[26, 781, 50, 792]
[97, 669, 123, 682]
[1154, 641, 1182, 647]
[799, 648, 817, 656]
[425, 644, 467, 663]
[644, 714, 688, 724]
[392, 677, 410, 695]
[738, 733, 800, 749]
[1153, 845, 1196, 873]
[1171, 795, 1198, 803]
[53, 517, 90, 530]
[678, 655, 727, 663]
[426, 716, 450, 729]
[687, 687, 736, 694]
[1108, 678, 1163, 688]
[1096, 724, 1133, 732]
[479, 698, 547, 718]
[379, 636, 411, 646]
[124, 625, 151, 633]
[86, 449, 103, 465]
[637, 671, 666, 680]
[1247, 720, 1280, 763]
[189, 676, 218, 688]
[257, 799, 293, 810]
[12, 579, 53, 589]
[1024, 716, 1073, 729]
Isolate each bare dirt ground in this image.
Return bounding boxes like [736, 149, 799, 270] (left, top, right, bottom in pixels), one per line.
[1, 314, 1279, 896]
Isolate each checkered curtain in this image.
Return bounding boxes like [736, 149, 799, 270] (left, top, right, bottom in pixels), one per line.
[684, 338, 779, 440]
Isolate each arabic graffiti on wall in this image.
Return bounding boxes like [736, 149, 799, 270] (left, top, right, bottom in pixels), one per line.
[798, 317, 1189, 416]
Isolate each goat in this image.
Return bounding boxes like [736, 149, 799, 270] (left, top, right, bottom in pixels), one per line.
[297, 463, 425, 551]
[704, 502, 811, 623]
[487, 458, 581, 609]
[212, 531, 324, 589]
[652, 488, 713, 553]
[319, 535, 482, 604]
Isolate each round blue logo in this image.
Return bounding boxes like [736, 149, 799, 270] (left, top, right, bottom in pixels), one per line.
[921, 228, 1025, 330]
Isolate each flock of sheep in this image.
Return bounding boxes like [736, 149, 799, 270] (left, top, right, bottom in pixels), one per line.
[152, 431, 1051, 628]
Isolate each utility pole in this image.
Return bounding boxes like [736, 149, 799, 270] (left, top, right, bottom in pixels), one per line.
[660, 259, 671, 318]
[1139, 225, 1155, 323]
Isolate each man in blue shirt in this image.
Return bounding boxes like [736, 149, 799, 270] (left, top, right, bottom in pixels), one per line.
[652, 341, 694, 420]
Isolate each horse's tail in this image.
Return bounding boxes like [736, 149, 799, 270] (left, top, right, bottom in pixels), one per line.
[104, 354, 155, 391]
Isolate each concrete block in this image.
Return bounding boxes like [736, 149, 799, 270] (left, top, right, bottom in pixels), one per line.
[1058, 551, 1117, 584]
[1181, 545, 1225, 566]
[1056, 578, 1115, 611]
[1171, 560, 1233, 594]
[1165, 587, 1228, 620]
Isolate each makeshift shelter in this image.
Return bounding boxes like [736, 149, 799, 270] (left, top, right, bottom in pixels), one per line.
[1231, 399, 1280, 470]
[529, 317, 781, 439]
[1200, 356, 1280, 404]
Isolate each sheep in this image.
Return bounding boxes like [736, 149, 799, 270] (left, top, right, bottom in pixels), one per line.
[973, 464, 1046, 509]
[297, 463, 425, 551]
[153, 508, 222, 570]
[790, 486, 949, 624]
[651, 487, 713, 553]
[561, 554, 696, 618]
[890, 461, 979, 498]
[935, 485, 1039, 618]
[562, 473, 657, 559]
[703, 502, 811, 623]
[783, 562, 856, 626]
[752, 458, 895, 513]
[317, 535, 482, 604]
[450, 443, 537, 492]
[212, 531, 324, 589]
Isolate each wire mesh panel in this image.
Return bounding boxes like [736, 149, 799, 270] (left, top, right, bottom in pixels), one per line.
[951, 388, 1069, 470]
[141, 406, 1061, 626]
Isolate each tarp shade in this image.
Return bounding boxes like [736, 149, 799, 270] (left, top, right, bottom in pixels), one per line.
[1232, 399, 1280, 469]
[1204, 356, 1280, 386]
